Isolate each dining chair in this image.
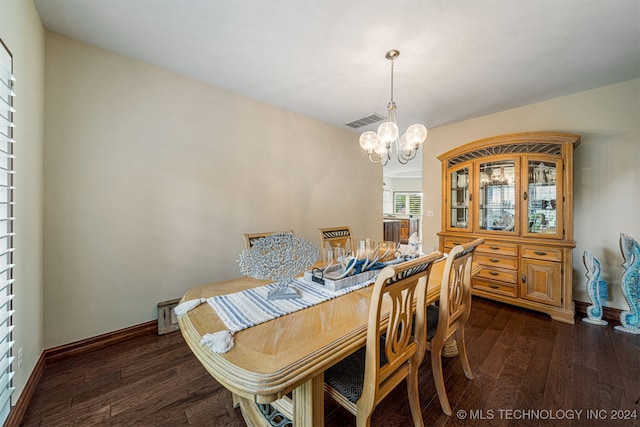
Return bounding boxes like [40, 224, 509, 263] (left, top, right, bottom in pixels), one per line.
[426, 238, 483, 416]
[317, 226, 353, 253]
[243, 230, 294, 250]
[324, 251, 442, 427]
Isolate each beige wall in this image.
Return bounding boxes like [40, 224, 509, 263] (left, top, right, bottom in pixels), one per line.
[43, 33, 382, 348]
[422, 79, 640, 310]
[0, 0, 46, 405]
[388, 177, 422, 193]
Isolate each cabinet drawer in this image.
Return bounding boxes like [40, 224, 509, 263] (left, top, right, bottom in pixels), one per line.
[476, 267, 518, 284]
[521, 246, 563, 262]
[473, 279, 518, 298]
[475, 253, 518, 270]
[443, 236, 474, 249]
[477, 241, 518, 257]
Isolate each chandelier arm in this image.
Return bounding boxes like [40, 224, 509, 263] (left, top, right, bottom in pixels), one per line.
[368, 151, 390, 166]
[396, 139, 419, 164]
[397, 147, 412, 164]
[368, 151, 382, 164]
[397, 150, 416, 164]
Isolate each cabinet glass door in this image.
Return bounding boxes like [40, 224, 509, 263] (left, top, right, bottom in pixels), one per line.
[449, 166, 471, 231]
[478, 160, 516, 233]
[524, 158, 562, 238]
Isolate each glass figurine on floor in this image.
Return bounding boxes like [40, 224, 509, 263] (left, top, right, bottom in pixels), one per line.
[582, 251, 608, 326]
[614, 233, 640, 334]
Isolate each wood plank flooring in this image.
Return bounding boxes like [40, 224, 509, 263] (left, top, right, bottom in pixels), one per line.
[21, 298, 640, 426]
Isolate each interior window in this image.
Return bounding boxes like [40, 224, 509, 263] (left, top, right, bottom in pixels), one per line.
[394, 192, 422, 216]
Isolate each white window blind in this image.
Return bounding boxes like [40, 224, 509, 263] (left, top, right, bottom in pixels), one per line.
[394, 192, 423, 216]
[0, 40, 15, 426]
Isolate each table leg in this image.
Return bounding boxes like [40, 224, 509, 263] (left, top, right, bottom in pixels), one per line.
[232, 393, 240, 408]
[426, 337, 459, 357]
[293, 373, 324, 426]
[442, 337, 459, 357]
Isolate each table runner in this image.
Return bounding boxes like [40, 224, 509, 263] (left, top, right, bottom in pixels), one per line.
[175, 276, 376, 353]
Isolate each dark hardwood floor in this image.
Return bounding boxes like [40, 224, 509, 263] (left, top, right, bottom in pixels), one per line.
[21, 298, 640, 426]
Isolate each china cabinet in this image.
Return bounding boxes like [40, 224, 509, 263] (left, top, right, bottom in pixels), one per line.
[438, 132, 580, 323]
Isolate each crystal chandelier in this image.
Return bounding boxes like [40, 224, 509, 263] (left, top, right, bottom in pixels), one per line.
[359, 50, 427, 165]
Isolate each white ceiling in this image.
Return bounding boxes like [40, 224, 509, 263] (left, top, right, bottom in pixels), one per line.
[34, 0, 640, 178]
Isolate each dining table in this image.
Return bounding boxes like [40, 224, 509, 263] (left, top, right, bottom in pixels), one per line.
[178, 258, 482, 426]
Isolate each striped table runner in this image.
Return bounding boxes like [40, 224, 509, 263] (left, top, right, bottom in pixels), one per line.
[208, 277, 376, 332]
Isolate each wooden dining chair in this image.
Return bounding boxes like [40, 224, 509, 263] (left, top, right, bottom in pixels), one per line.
[324, 252, 442, 427]
[243, 230, 293, 250]
[317, 226, 353, 253]
[426, 238, 483, 416]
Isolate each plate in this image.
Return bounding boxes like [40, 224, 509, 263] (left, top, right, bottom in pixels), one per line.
[490, 212, 514, 231]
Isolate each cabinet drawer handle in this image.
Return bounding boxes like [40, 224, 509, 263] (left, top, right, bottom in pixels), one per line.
[489, 246, 501, 250]
[523, 191, 528, 201]
[522, 275, 527, 283]
[489, 258, 500, 263]
[534, 251, 548, 256]
[489, 271, 499, 276]
[452, 242, 461, 246]
[489, 285, 500, 289]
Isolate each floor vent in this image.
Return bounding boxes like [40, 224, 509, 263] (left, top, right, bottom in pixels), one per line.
[157, 298, 181, 335]
[345, 113, 385, 129]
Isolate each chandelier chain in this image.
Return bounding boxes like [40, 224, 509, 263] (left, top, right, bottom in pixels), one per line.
[390, 57, 394, 104]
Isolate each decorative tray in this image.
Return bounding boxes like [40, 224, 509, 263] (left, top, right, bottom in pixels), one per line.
[303, 265, 378, 292]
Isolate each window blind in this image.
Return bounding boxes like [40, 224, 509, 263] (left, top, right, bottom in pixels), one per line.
[394, 192, 423, 216]
[0, 40, 15, 425]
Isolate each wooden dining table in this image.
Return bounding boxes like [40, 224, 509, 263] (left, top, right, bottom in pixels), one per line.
[178, 259, 482, 426]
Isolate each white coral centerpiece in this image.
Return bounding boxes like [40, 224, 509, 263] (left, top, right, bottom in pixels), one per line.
[238, 232, 320, 300]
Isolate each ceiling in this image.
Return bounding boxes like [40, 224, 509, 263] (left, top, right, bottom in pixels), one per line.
[34, 0, 640, 178]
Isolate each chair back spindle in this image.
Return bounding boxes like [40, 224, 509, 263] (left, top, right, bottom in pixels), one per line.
[243, 230, 294, 250]
[318, 226, 354, 254]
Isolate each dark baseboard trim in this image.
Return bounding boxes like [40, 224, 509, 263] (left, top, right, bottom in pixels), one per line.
[43, 320, 157, 364]
[8, 320, 157, 426]
[574, 300, 622, 325]
[5, 352, 46, 427]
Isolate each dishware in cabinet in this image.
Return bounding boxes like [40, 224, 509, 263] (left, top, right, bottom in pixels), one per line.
[522, 156, 564, 239]
[446, 164, 472, 232]
[478, 158, 518, 234]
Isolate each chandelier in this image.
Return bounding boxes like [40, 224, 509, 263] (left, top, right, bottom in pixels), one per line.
[359, 50, 427, 165]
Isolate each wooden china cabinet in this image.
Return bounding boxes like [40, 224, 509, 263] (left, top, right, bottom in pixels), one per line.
[437, 132, 580, 324]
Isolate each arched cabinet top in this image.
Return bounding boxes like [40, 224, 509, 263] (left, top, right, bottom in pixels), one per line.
[437, 132, 580, 168]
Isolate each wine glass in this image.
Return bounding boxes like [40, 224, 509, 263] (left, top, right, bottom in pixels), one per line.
[378, 241, 397, 262]
[457, 174, 468, 188]
[323, 247, 334, 270]
[333, 246, 346, 267]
